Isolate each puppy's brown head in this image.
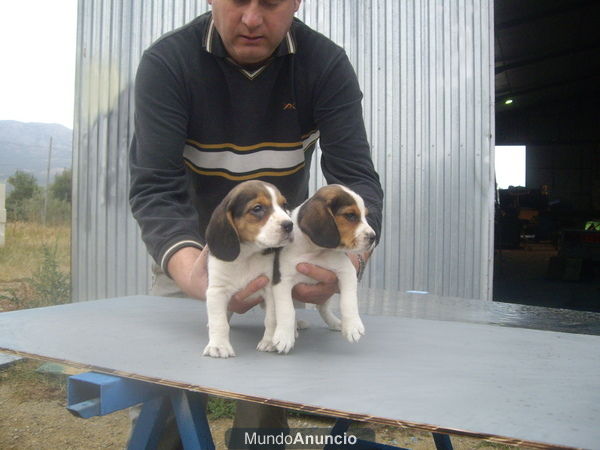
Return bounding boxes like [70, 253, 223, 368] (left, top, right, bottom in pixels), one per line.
[206, 180, 293, 261]
[297, 185, 376, 252]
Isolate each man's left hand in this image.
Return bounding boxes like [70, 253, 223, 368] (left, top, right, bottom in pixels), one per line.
[292, 254, 362, 305]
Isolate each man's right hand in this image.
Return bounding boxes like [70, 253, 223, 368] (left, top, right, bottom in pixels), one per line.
[167, 246, 266, 313]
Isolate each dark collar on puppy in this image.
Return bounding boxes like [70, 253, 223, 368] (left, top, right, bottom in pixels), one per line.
[262, 247, 282, 285]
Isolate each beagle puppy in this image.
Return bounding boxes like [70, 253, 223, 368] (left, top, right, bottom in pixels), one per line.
[203, 180, 293, 358]
[271, 184, 376, 353]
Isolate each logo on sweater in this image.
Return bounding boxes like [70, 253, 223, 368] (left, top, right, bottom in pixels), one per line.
[283, 103, 296, 110]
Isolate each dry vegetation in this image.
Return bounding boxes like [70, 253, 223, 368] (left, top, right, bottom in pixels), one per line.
[0, 222, 70, 281]
[0, 222, 70, 312]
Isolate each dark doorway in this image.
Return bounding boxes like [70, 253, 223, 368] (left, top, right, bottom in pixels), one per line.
[494, 0, 600, 312]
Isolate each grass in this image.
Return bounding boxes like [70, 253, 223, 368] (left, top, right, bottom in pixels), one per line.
[0, 222, 70, 282]
[0, 221, 70, 310]
[0, 359, 66, 403]
[0, 222, 234, 421]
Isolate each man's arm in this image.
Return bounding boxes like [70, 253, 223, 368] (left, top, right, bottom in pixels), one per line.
[314, 50, 384, 240]
[129, 51, 205, 275]
[168, 245, 268, 312]
[167, 246, 208, 299]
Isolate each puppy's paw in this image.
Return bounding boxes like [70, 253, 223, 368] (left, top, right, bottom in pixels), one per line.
[272, 328, 295, 354]
[318, 308, 342, 331]
[326, 316, 342, 331]
[296, 319, 309, 330]
[256, 338, 276, 353]
[203, 341, 236, 358]
[341, 318, 365, 343]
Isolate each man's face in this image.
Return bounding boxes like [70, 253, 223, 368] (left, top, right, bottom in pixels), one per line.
[208, 0, 301, 66]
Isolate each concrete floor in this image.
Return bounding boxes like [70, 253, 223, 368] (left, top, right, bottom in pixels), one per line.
[493, 243, 600, 313]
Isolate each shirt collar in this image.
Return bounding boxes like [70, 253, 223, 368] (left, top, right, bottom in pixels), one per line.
[203, 15, 296, 59]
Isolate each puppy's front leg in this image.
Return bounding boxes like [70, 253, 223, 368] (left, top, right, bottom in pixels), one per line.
[257, 286, 277, 352]
[317, 299, 342, 331]
[203, 286, 236, 358]
[272, 280, 296, 354]
[337, 262, 365, 343]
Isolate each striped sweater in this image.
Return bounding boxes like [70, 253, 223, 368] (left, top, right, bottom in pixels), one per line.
[129, 12, 383, 272]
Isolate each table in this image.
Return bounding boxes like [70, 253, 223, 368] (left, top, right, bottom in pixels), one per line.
[1, 290, 599, 449]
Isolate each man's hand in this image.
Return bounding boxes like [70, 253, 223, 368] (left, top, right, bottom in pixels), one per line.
[227, 276, 268, 314]
[292, 263, 339, 305]
[168, 246, 266, 313]
[292, 254, 364, 305]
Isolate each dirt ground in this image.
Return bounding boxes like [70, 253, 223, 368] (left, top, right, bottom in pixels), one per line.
[0, 360, 520, 450]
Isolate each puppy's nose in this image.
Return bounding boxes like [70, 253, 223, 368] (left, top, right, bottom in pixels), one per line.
[282, 221, 293, 234]
[367, 232, 376, 245]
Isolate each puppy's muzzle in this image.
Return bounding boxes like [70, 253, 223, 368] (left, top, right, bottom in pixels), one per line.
[282, 220, 293, 234]
[367, 232, 376, 246]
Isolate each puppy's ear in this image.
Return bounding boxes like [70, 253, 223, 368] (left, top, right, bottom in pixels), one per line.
[206, 198, 240, 261]
[298, 197, 340, 248]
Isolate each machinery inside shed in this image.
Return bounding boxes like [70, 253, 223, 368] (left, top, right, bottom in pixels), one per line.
[493, 0, 600, 312]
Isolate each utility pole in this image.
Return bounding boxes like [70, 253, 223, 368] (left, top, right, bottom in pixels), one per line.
[0, 183, 5, 247]
[43, 137, 53, 225]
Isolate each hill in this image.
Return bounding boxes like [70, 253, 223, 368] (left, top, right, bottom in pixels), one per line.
[0, 120, 72, 186]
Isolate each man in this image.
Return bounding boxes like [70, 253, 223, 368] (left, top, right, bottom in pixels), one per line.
[129, 0, 383, 445]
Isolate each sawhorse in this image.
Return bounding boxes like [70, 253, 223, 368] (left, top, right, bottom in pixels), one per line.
[67, 372, 453, 449]
[67, 372, 214, 449]
[325, 418, 452, 450]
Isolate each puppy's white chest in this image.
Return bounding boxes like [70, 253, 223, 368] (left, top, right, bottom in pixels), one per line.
[209, 252, 272, 292]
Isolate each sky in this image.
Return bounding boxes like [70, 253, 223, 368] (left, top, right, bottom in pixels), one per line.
[0, 1, 77, 129]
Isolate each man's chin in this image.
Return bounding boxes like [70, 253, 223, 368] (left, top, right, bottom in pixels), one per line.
[231, 49, 272, 67]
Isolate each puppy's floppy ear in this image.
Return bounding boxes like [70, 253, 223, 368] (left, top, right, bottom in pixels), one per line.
[206, 197, 240, 262]
[298, 196, 340, 248]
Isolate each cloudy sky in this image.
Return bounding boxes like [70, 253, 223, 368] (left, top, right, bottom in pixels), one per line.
[0, 1, 77, 128]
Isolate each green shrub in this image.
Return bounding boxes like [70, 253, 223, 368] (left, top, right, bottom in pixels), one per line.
[5, 169, 71, 224]
[0, 243, 71, 308]
[207, 397, 235, 420]
[8, 193, 71, 225]
[28, 244, 71, 305]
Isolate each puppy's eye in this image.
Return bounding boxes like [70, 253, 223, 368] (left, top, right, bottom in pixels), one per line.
[251, 204, 264, 214]
[344, 213, 359, 222]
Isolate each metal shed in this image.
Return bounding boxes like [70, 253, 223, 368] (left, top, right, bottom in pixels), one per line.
[72, 0, 495, 301]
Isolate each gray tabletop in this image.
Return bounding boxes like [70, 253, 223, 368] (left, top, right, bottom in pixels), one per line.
[1, 292, 599, 449]
[355, 287, 600, 336]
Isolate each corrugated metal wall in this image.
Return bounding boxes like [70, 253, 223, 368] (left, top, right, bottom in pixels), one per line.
[73, 0, 495, 302]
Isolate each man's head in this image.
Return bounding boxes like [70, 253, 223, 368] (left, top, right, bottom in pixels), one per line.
[208, 0, 301, 66]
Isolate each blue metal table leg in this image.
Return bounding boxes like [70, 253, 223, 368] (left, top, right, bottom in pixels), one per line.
[324, 418, 351, 450]
[325, 418, 408, 450]
[68, 373, 215, 450]
[327, 418, 453, 450]
[128, 395, 171, 450]
[170, 390, 214, 450]
[328, 418, 353, 437]
[432, 432, 453, 450]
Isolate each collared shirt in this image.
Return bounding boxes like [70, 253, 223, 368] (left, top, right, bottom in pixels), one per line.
[204, 16, 296, 81]
[130, 12, 383, 273]
[204, 15, 296, 57]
